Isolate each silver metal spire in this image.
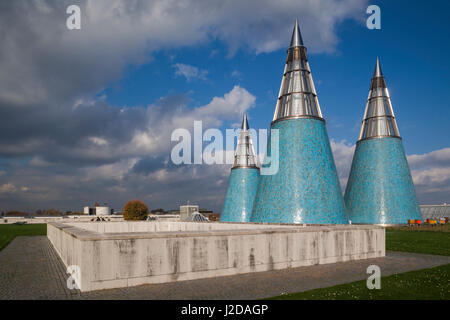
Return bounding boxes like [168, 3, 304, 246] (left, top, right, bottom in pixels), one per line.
[290, 18, 304, 48]
[232, 113, 259, 169]
[273, 19, 323, 123]
[241, 112, 249, 131]
[374, 56, 383, 77]
[358, 58, 401, 141]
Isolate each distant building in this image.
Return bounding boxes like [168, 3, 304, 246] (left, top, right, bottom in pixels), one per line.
[199, 208, 213, 215]
[205, 213, 221, 221]
[179, 204, 199, 221]
[184, 212, 209, 222]
[151, 208, 167, 215]
[420, 204, 450, 220]
[198, 209, 220, 221]
[83, 205, 113, 216]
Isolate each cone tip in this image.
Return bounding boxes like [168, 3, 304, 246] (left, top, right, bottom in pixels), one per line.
[290, 18, 304, 47]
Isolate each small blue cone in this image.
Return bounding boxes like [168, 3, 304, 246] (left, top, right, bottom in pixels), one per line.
[221, 114, 260, 222]
[344, 58, 422, 224]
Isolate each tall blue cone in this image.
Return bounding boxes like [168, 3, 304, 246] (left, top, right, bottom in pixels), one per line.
[221, 114, 260, 222]
[250, 19, 347, 224]
[344, 58, 422, 224]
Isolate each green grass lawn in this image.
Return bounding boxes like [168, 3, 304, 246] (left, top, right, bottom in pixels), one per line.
[0, 224, 47, 251]
[386, 225, 450, 256]
[269, 263, 450, 300]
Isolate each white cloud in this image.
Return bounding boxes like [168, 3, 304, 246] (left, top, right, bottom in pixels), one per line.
[412, 167, 450, 186]
[0, 183, 17, 194]
[407, 148, 450, 203]
[89, 137, 109, 146]
[173, 63, 208, 81]
[0, 86, 255, 212]
[330, 139, 355, 188]
[82, 158, 139, 182]
[192, 86, 256, 122]
[0, 0, 368, 106]
[231, 70, 242, 79]
[408, 148, 450, 168]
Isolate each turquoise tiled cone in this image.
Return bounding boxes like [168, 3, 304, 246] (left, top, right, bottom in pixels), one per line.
[250, 118, 348, 224]
[344, 138, 422, 224]
[221, 167, 260, 222]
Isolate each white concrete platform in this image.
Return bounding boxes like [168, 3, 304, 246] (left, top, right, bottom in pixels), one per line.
[47, 221, 385, 292]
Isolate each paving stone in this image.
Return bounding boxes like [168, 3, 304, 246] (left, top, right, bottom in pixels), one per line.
[0, 236, 449, 300]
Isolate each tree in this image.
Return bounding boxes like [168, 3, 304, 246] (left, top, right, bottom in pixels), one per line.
[5, 211, 27, 217]
[43, 208, 62, 216]
[122, 200, 149, 221]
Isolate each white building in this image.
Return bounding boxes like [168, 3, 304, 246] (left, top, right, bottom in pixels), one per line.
[179, 204, 199, 221]
[83, 205, 113, 216]
[420, 204, 450, 220]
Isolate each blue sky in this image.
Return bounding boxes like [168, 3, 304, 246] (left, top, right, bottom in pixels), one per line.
[102, 0, 450, 155]
[0, 0, 449, 212]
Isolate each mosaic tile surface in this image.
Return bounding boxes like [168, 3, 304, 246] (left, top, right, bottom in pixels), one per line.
[250, 118, 348, 224]
[344, 137, 422, 224]
[221, 167, 260, 222]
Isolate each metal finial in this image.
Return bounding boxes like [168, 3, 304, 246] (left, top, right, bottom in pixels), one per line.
[358, 58, 401, 141]
[241, 113, 249, 131]
[232, 114, 259, 169]
[272, 19, 323, 123]
[374, 57, 383, 77]
[290, 18, 304, 48]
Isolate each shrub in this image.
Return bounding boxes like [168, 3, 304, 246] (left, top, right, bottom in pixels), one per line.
[122, 200, 149, 221]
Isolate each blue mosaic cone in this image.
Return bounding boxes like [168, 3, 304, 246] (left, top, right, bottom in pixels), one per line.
[251, 118, 347, 224]
[221, 167, 260, 222]
[344, 58, 421, 224]
[221, 114, 260, 222]
[250, 20, 347, 224]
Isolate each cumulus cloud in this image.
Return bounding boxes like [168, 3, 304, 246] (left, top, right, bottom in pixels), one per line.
[0, 85, 254, 165]
[0, 85, 254, 212]
[408, 148, 450, 204]
[0, 0, 367, 106]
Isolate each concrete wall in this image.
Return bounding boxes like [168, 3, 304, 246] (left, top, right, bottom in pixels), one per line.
[65, 221, 296, 233]
[48, 221, 385, 292]
[0, 216, 124, 224]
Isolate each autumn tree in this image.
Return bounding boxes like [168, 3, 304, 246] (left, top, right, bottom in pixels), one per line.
[122, 200, 149, 221]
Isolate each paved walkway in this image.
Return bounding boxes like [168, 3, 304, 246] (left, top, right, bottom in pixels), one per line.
[1, 236, 449, 300]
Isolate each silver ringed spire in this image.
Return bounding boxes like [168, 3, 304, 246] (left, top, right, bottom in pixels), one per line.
[273, 19, 323, 123]
[232, 113, 259, 169]
[358, 58, 401, 142]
